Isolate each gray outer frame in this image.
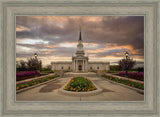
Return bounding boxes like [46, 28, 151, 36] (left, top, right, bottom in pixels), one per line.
[0, 0, 159, 117]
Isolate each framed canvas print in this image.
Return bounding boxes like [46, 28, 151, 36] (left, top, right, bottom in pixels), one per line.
[0, 0, 159, 117]
[16, 15, 144, 101]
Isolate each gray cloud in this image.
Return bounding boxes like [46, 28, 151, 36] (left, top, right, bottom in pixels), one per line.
[16, 16, 144, 64]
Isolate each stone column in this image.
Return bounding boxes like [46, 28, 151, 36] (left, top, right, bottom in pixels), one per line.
[86, 60, 88, 72]
[83, 60, 84, 72]
[85, 60, 86, 72]
[75, 59, 77, 72]
[77, 59, 79, 72]
[84, 60, 85, 72]
[73, 59, 75, 72]
[76, 59, 78, 72]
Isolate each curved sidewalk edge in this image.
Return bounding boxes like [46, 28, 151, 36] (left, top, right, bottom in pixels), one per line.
[16, 73, 56, 85]
[58, 78, 103, 97]
[16, 77, 59, 94]
[105, 73, 144, 84]
[102, 77, 144, 94]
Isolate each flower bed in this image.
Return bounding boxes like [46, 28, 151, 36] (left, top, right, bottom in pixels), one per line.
[118, 71, 144, 81]
[103, 75, 144, 90]
[16, 71, 49, 81]
[16, 71, 41, 77]
[16, 74, 48, 81]
[64, 77, 97, 92]
[16, 74, 59, 90]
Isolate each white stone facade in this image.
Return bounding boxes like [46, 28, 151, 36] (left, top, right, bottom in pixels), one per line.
[88, 61, 110, 71]
[51, 61, 72, 71]
[51, 28, 110, 72]
[51, 61, 110, 72]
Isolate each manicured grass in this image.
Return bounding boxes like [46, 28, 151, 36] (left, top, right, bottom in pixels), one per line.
[103, 75, 144, 90]
[106, 71, 119, 73]
[40, 70, 53, 74]
[16, 75, 59, 90]
[64, 76, 97, 92]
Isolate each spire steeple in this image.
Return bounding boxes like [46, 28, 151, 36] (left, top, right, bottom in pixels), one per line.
[79, 26, 82, 40]
[76, 26, 84, 56]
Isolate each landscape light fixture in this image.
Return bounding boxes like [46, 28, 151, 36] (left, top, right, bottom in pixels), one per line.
[125, 52, 129, 76]
[125, 52, 129, 59]
[34, 53, 38, 59]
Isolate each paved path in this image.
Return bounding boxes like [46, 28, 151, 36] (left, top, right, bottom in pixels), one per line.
[16, 76, 144, 101]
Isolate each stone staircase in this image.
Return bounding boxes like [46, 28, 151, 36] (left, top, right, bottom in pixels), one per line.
[64, 72, 97, 77]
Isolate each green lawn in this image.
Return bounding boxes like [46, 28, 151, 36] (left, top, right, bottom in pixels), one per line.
[40, 70, 53, 74]
[106, 71, 119, 73]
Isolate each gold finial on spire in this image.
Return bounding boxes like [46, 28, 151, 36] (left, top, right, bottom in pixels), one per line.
[80, 26, 81, 31]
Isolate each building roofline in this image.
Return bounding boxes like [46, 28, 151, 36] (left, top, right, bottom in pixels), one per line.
[51, 61, 110, 64]
[51, 61, 72, 64]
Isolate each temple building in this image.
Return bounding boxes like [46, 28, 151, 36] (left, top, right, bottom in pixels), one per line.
[51, 27, 110, 72]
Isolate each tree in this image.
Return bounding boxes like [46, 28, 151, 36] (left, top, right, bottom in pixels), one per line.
[16, 60, 27, 71]
[119, 57, 136, 71]
[16, 61, 20, 68]
[16, 61, 21, 71]
[27, 58, 42, 71]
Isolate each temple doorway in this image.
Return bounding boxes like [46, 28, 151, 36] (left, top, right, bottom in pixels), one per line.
[78, 65, 82, 71]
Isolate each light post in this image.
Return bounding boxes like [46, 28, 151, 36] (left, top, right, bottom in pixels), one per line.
[34, 53, 38, 77]
[125, 52, 129, 76]
[34, 53, 38, 59]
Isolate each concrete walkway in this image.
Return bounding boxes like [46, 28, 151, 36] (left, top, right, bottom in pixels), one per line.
[16, 76, 144, 101]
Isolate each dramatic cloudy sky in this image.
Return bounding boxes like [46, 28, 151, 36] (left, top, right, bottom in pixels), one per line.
[16, 16, 144, 66]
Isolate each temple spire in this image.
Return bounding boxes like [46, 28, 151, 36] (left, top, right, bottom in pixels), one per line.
[79, 26, 82, 40]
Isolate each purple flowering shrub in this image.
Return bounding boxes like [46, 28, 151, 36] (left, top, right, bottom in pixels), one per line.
[16, 71, 41, 77]
[118, 71, 144, 81]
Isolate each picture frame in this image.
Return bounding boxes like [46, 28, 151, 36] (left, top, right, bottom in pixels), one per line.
[0, 0, 159, 117]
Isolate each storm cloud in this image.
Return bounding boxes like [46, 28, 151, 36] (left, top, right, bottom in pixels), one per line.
[16, 16, 144, 66]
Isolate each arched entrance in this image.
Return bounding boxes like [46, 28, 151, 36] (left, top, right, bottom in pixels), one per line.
[78, 65, 82, 71]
